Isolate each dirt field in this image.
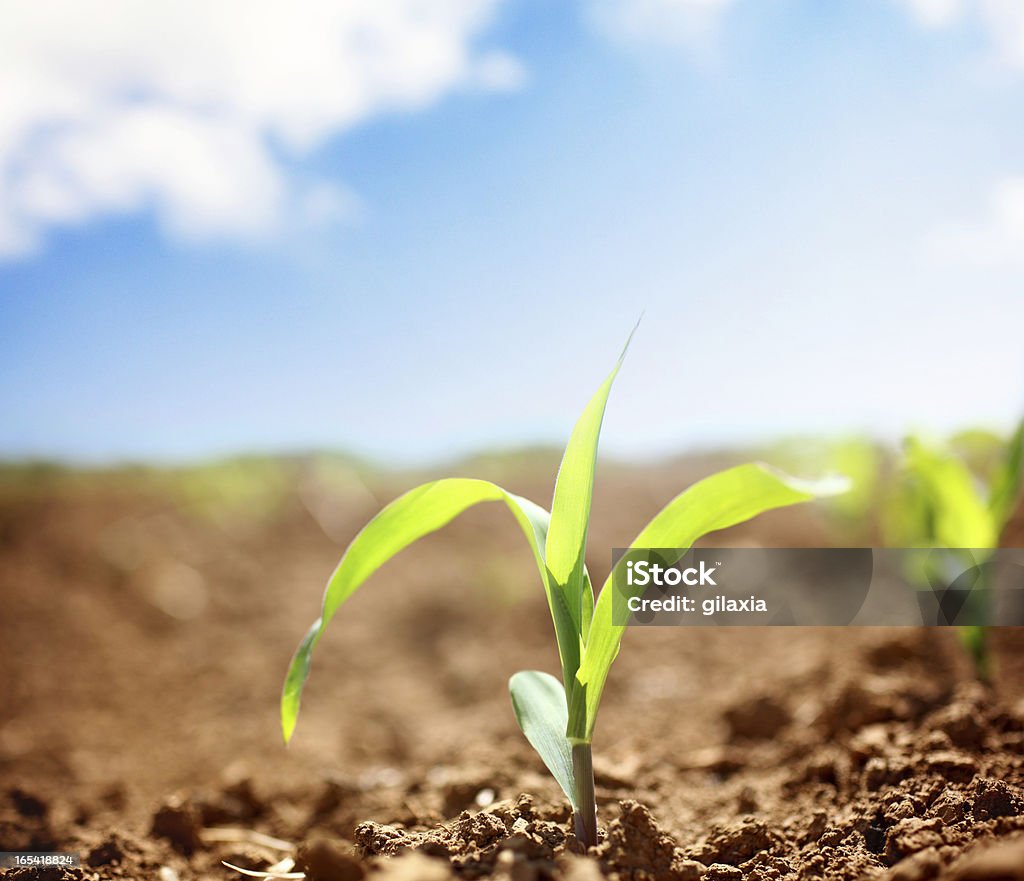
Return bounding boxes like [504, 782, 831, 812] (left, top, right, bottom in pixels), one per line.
[3, 457, 1024, 881]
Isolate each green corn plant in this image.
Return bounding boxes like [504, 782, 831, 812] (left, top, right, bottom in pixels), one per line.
[884, 421, 1024, 680]
[280, 338, 840, 847]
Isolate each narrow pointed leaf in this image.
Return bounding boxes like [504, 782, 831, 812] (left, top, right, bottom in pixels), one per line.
[545, 327, 636, 687]
[282, 478, 566, 742]
[568, 464, 845, 742]
[509, 670, 577, 809]
[545, 357, 620, 621]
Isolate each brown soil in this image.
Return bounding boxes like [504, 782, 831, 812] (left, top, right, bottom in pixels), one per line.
[2, 459, 1024, 881]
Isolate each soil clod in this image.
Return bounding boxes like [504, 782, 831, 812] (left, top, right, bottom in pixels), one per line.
[151, 797, 203, 855]
[297, 838, 365, 881]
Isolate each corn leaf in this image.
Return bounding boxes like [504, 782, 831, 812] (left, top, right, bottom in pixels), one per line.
[990, 419, 1024, 530]
[545, 331, 634, 687]
[567, 464, 844, 742]
[905, 439, 997, 548]
[281, 478, 575, 742]
[509, 670, 577, 809]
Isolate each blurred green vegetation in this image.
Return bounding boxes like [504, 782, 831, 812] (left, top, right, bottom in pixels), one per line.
[1, 424, 1020, 547]
[879, 422, 1023, 681]
[881, 424, 1023, 550]
[0, 452, 374, 530]
[764, 435, 884, 543]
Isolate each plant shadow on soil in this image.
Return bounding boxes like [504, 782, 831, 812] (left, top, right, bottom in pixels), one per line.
[2, 456, 1024, 881]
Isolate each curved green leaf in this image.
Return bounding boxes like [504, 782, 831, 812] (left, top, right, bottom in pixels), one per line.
[509, 670, 577, 809]
[281, 478, 572, 742]
[568, 464, 844, 742]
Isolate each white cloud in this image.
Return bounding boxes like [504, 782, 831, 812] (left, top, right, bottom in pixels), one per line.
[901, 0, 963, 28]
[0, 0, 520, 258]
[926, 177, 1024, 265]
[897, 0, 1024, 68]
[587, 0, 735, 49]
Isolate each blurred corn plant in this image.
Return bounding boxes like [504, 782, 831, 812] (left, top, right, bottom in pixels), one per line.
[883, 421, 1024, 681]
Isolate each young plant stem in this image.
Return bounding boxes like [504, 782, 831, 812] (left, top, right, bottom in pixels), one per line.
[962, 625, 991, 684]
[961, 565, 993, 684]
[572, 743, 597, 848]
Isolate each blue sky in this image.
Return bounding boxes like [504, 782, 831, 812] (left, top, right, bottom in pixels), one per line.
[2, 0, 1023, 465]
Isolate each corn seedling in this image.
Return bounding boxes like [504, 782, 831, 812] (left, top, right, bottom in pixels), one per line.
[280, 338, 838, 847]
[884, 421, 1024, 680]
